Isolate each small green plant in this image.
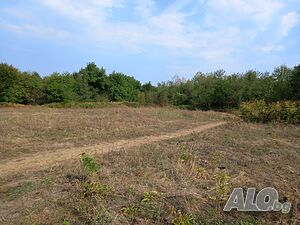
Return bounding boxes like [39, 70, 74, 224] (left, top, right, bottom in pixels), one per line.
[121, 205, 139, 219]
[142, 191, 165, 202]
[196, 166, 206, 174]
[211, 151, 222, 168]
[210, 169, 231, 223]
[178, 144, 192, 163]
[80, 153, 100, 174]
[196, 166, 209, 179]
[62, 220, 71, 225]
[78, 153, 112, 199]
[172, 210, 195, 225]
[82, 182, 111, 197]
[212, 170, 230, 203]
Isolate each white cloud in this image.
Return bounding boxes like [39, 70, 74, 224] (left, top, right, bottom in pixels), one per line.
[1, 7, 32, 20]
[91, 0, 123, 8]
[0, 20, 70, 39]
[280, 12, 299, 37]
[253, 43, 284, 54]
[206, 0, 283, 29]
[37, 0, 196, 50]
[33, 0, 284, 52]
[134, 0, 155, 19]
[40, 0, 103, 23]
[164, 0, 194, 13]
[1, 0, 298, 69]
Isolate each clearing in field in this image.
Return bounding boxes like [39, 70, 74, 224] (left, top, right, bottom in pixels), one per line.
[0, 105, 299, 225]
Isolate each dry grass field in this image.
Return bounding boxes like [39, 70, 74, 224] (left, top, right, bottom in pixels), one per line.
[0, 105, 299, 225]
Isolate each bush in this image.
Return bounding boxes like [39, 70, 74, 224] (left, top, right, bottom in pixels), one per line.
[239, 100, 300, 124]
[80, 153, 100, 174]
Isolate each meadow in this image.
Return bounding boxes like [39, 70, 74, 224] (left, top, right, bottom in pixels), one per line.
[0, 104, 299, 225]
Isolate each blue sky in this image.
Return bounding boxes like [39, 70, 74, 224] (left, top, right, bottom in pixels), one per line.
[0, 0, 299, 83]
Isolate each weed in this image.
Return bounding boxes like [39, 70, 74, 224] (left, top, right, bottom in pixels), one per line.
[142, 191, 165, 202]
[62, 220, 71, 225]
[78, 154, 112, 198]
[210, 169, 231, 223]
[80, 153, 100, 174]
[196, 166, 209, 179]
[196, 166, 206, 174]
[178, 144, 193, 164]
[82, 182, 111, 197]
[212, 170, 230, 202]
[211, 151, 222, 168]
[172, 210, 195, 225]
[121, 205, 139, 219]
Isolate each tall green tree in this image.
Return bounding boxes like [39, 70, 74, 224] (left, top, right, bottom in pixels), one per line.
[0, 63, 22, 102]
[290, 65, 300, 100]
[18, 72, 44, 104]
[192, 73, 216, 109]
[108, 72, 141, 102]
[75, 62, 108, 100]
[271, 65, 293, 101]
[44, 73, 76, 103]
[142, 82, 157, 104]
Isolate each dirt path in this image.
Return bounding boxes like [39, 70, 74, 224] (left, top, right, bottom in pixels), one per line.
[0, 122, 225, 178]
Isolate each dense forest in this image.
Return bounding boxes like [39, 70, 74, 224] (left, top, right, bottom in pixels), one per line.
[0, 62, 299, 109]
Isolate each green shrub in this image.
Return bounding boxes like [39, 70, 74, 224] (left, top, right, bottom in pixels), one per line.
[239, 100, 300, 124]
[80, 153, 100, 174]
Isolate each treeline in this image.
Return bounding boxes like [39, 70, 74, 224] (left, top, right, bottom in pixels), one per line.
[0, 62, 299, 109]
[0, 63, 141, 105]
[154, 65, 299, 109]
